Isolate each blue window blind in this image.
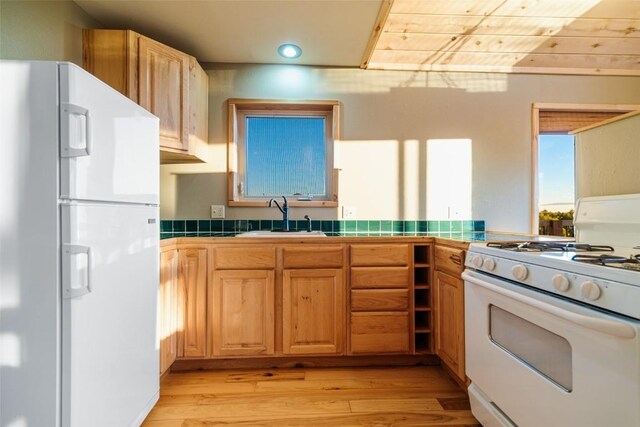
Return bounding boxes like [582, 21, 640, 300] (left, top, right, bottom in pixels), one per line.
[245, 116, 326, 197]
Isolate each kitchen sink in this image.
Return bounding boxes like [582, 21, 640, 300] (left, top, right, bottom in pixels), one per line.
[235, 230, 326, 238]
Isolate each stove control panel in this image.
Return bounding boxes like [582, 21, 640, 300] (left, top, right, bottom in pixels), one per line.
[464, 248, 640, 320]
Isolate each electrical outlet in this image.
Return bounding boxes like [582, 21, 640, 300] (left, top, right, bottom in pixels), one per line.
[210, 205, 225, 219]
[342, 206, 356, 219]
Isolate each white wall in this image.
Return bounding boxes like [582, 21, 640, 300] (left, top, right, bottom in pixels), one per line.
[575, 112, 640, 199]
[161, 64, 640, 233]
[0, 1, 102, 65]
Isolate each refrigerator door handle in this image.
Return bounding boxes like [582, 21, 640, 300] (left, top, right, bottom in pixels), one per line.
[61, 103, 92, 157]
[63, 244, 92, 298]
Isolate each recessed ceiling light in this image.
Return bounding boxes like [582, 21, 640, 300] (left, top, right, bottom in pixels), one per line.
[278, 44, 302, 59]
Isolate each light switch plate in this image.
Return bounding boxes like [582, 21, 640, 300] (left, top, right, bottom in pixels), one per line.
[210, 205, 225, 219]
[342, 206, 356, 219]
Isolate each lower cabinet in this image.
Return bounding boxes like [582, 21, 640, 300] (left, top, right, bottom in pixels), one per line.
[159, 248, 178, 375]
[282, 269, 345, 355]
[434, 266, 466, 381]
[211, 269, 275, 356]
[349, 244, 412, 354]
[177, 248, 208, 358]
[159, 245, 208, 375]
[350, 312, 410, 354]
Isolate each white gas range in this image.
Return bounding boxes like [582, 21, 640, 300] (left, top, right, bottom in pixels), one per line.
[463, 194, 640, 427]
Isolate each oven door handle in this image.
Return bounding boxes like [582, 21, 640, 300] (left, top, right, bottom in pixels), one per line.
[462, 271, 636, 339]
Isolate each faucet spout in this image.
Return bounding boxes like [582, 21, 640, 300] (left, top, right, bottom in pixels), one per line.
[268, 196, 290, 231]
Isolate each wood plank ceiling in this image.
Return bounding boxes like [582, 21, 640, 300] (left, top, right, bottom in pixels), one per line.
[362, 0, 640, 75]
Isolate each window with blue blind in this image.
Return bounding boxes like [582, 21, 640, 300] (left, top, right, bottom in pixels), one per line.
[245, 116, 327, 197]
[228, 99, 339, 206]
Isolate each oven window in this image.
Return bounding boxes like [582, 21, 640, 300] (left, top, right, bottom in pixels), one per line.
[489, 305, 573, 391]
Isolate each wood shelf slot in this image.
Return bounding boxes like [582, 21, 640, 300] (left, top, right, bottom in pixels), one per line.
[413, 245, 431, 265]
[414, 333, 431, 353]
[414, 288, 429, 307]
[415, 311, 430, 330]
[414, 267, 430, 287]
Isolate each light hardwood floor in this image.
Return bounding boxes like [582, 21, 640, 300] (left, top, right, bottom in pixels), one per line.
[142, 366, 480, 426]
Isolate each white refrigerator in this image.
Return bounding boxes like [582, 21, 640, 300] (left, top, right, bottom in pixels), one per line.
[0, 61, 160, 426]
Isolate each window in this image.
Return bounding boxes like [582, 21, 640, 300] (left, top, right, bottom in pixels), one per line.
[228, 99, 340, 207]
[538, 134, 575, 237]
[530, 103, 639, 234]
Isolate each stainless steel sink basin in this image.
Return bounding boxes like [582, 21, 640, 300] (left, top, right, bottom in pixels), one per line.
[235, 230, 326, 238]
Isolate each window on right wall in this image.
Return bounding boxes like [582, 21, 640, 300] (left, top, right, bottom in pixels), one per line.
[531, 104, 639, 235]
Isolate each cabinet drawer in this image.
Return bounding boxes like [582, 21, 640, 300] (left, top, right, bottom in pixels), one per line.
[351, 289, 409, 311]
[351, 267, 409, 289]
[351, 244, 409, 266]
[435, 245, 465, 275]
[350, 312, 410, 354]
[213, 247, 275, 269]
[283, 245, 344, 269]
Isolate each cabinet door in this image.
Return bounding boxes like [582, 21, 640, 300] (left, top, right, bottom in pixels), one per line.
[212, 270, 275, 356]
[282, 269, 345, 355]
[434, 271, 465, 381]
[159, 249, 178, 375]
[138, 36, 189, 151]
[177, 248, 207, 358]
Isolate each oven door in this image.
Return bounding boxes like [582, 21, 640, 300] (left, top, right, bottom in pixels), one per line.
[463, 269, 640, 427]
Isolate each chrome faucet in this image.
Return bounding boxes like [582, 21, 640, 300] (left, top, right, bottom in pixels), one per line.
[268, 196, 290, 231]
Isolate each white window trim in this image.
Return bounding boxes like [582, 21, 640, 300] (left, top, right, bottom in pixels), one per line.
[529, 103, 640, 234]
[228, 99, 341, 207]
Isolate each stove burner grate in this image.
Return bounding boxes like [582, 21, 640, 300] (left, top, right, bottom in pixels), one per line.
[487, 242, 615, 253]
[572, 254, 640, 271]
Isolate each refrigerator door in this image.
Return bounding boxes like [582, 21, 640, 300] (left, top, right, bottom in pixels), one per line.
[0, 60, 62, 427]
[59, 63, 159, 205]
[61, 203, 159, 426]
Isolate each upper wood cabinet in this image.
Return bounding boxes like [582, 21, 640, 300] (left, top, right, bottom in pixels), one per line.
[138, 36, 189, 152]
[83, 29, 208, 164]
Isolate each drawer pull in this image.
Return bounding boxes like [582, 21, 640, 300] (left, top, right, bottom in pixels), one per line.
[449, 254, 462, 265]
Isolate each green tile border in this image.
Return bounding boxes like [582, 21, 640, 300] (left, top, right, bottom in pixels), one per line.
[160, 219, 486, 238]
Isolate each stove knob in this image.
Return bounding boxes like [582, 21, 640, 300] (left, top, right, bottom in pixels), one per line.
[511, 265, 528, 281]
[483, 258, 496, 271]
[552, 274, 570, 292]
[472, 256, 483, 268]
[581, 281, 601, 301]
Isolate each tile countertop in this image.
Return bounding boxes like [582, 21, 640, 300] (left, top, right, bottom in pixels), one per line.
[160, 231, 569, 243]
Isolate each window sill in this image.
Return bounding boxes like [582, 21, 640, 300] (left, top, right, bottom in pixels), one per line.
[228, 200, 339, 208]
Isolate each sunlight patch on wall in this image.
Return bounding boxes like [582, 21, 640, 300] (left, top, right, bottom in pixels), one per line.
[339, 139, 400, 218]
[427, 139, 472, 219]
[402, 139, 421, 218]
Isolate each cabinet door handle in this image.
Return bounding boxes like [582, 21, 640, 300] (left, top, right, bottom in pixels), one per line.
[449, 254, 461, 265]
